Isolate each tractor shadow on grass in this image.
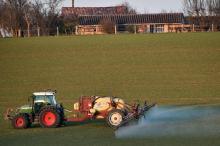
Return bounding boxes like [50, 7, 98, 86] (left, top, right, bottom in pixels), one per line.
[28, 120, 108, 129]
[64, 119, 107, 128]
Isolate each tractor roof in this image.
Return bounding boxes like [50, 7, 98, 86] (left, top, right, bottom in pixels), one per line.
[33, 92, 55, 96]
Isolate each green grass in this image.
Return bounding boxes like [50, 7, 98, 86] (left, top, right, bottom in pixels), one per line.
[0, 33, 220, 146]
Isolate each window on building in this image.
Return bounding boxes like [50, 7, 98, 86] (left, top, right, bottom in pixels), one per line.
[155, 24, 164, 33]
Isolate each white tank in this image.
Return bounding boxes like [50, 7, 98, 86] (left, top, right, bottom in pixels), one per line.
[93, 96, 125, 112]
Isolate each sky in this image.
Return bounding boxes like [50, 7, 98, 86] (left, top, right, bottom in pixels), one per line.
[63, 0, 183, 13]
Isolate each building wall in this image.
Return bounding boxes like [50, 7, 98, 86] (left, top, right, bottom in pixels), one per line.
[164, 25, 169, 32]
[76, 25, 105, 35]
[76, 23, 186, 35]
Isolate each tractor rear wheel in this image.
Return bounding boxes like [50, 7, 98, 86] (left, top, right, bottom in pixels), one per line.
[12, 114, 29, 129]
[39, 108, 60, 128]
[106, 109, 124, 129]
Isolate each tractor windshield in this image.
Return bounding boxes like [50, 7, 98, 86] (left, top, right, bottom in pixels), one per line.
[34, 95, 57, 105]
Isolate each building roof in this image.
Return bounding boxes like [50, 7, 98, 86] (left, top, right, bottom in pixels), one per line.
[62, 6, 128, 16]
[78, 13, 185, 25]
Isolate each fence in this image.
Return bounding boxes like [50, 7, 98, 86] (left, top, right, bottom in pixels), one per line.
[1, 24, 220, 38]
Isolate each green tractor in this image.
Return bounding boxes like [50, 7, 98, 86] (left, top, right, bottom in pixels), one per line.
[5, 90, 64, 129]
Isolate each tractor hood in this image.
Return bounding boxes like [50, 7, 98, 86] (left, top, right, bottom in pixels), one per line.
[18, 105, 32, 113]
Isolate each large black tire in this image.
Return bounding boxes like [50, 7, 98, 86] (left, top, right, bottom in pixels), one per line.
[106, 109, 124, 129]
[12, 114, 30, 129]
[39, 107, 61, 128]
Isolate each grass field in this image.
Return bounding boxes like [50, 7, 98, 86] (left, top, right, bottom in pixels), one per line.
[0, 33, 220, 146]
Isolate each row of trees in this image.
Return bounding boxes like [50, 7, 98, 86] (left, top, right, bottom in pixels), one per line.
[183, 0, 220, 31]
[183, 0, 220, 16]
[0, 0, 64, 37]
[0, 0, 219, 37]
[0, 0, 138, 37]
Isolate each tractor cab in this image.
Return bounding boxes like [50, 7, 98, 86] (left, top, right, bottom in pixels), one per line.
[32, 91, 57, 113]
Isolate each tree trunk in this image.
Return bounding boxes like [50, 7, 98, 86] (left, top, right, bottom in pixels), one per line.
[27, 23, 30, 37]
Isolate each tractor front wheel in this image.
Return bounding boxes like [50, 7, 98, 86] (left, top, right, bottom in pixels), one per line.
[106, 109, 124, 129]
[12, 114, 29, 129]
[39, 108, 60, 128]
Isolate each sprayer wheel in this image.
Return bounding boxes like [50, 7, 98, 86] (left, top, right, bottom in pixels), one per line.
[106, 109, 124, 129]
[12, 114, 29, 129]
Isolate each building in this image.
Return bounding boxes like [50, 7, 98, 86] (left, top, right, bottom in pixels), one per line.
[76, 13, 185, 35]
[62, 1, 219, 35]
[61, 1, 186, 35]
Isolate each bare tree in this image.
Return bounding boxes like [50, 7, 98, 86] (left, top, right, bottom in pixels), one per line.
[184, 0, 220, 16]
[0, 0, 4, 27]
[183, 0, 220, 31]
[44, 0, 63, 35]
[1, 2, 14, 31]
[32, 0, 44, 27]
[31, 0, 48, 35]
[99, 18, 115, 34]
[183, 0, 206, 16]
[3, 0, 31, 36]
[63, 14, 78, 34]
[121, 2, 137, 14]
[46, 0, 63, 14]
[213, 0, 220, 16]
[206, 0, 215, 16]
[23, 1, 33, 37]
